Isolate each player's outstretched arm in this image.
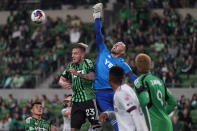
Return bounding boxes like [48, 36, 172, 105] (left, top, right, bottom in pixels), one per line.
[58, 76, 72, 89]
[165, 89, 177, 114]
[126, 70, 138, 82]
[93, 3, 107, 52]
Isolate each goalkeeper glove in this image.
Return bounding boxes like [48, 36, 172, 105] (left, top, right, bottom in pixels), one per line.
[92, 3, 103, 20]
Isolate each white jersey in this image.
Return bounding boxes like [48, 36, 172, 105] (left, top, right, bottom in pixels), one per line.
[107, 84, 148, 131]
[61, 107, 71, 131]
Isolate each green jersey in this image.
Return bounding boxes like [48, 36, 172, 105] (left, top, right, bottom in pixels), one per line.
[134, 73, 177, 131]
[62, 59, 96, 102]
[25, 117, 51, 131]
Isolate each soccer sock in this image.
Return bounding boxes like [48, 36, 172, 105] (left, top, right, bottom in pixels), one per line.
[110, 119, 119, 131]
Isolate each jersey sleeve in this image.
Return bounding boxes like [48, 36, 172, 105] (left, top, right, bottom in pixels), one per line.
[85, 59, 95, 73]
[165, 89, 177, 114]
[94, 18, 108, 53]
[61, 63, 72, 81]
[121, 61, 137, 82]
[116, 91, 137, 113]
[134, 78, 150, 108]
[25, 117, 33, 131]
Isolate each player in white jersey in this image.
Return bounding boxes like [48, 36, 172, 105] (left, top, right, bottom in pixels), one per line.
[99, 66, 148, 131]
[62, 95, 72, 131]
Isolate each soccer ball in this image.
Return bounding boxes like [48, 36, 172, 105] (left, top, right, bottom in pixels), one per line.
[31, 9, 46, 24]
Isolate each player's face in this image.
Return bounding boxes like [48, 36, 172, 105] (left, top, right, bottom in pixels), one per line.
[111, 42, 126, 55]
[72, 48, 84, 64]
[31, 104, 42, 115]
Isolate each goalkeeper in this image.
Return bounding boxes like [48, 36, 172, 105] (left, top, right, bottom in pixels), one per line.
[92, 3, 137, 131]
[134, 53, 177, 131]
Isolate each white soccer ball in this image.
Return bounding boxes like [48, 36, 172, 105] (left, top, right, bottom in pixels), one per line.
[31, 9, 46, 24]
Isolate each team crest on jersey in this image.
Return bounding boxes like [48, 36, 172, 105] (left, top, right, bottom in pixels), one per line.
[134, 79, 140, 89]
[125, 96, 130, 101]
[73, 70, 83, 78]
[105, 59, 113, 68]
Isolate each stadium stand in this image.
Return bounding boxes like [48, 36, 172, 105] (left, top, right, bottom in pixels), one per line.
[0, 0, 197, 131]
[89, 3, 197, 88]
[0, 93, 196, 130]
[0, 9, 95, 89]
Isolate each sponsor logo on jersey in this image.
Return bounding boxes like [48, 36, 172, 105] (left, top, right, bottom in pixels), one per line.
[73, 70, 84, 78]
[105, 59, 113, 68]
[134, 79, 140, 88]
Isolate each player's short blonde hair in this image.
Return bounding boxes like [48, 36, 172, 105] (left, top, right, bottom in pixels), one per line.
[135, 53, 152, 74]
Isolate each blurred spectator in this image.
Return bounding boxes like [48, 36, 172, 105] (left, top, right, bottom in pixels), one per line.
[179, 108, 192, 131]
[0, 117, 10, 130]
[191, 93, 197, 109]
[178, 95, 186, 110]
[62, 95, 72, 131]
[69, 25, 81, 43]
[51, 94, 61, 106]
[10, 113, 24, 131]
[11, 74, 25, 88]
[172, 115, 183, 131]
[31, 96, 39, 103]
[153, 39, 165, 52]
[41, 95, 49, 107]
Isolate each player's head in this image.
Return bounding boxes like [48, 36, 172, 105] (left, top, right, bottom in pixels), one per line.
[31, 101, 42, 116]
[72, 43, 88, 64]
[63, 94, 72, 107]
[111, 42, 126, 57]
[109, 66, 124, 89]
[135, 53, 152, 75]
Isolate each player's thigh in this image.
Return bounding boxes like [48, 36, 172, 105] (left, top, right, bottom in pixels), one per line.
[95, 91, 114, 112]
[84, 99, 100, 125]
[71, 102, 86, 129]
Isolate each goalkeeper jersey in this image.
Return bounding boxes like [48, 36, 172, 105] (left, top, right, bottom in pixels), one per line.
[93, 18, 137, 90]
[61, 59, 96, 102]
[134, 73, 177, 131]
[25, 117, 50, 131]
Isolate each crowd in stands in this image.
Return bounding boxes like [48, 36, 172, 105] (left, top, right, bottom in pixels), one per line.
[1, 0, 197, 11]
[48, 4, 197, 89]
[172, 93, 197, 131]
[0, 94, 196, 130]
[94, 4, 197, 88]
[0, 0, 108, 10]
[0, 9, 94, 89]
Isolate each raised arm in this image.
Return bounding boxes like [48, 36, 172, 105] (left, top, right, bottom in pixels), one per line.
[122, 62, 138, 82]
[93, 3, 107, 52]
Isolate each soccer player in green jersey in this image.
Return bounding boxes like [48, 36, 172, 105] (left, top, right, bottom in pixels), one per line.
[25, 101, 51, 131]
[59, 43, 101, 131]
[133, 53, 177, 131]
